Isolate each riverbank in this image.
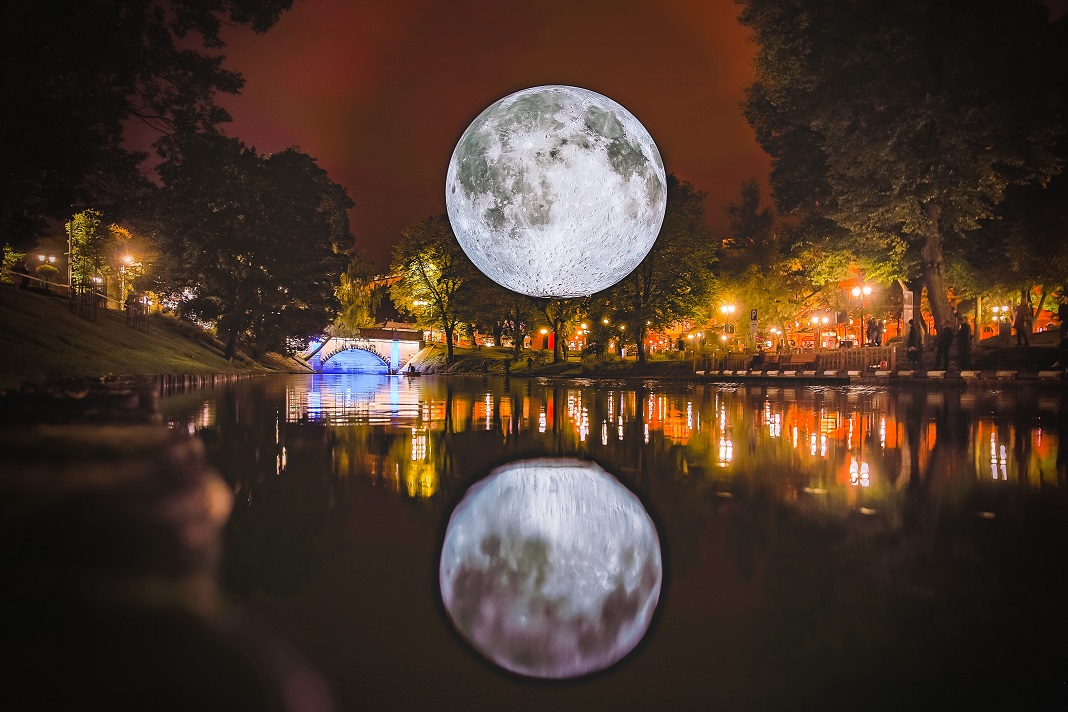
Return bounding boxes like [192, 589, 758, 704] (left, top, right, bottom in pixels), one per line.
[406, 341, 1066, 386]
[0, 284, 310, 393]
[410, 343, 702, 379]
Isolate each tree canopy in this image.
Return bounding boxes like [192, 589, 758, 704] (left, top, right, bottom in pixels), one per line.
[738, 0, 1067, 325]
[599, 174, 717, 362]
[389, 215, 475, 363]
[151, 132, 351, 358]
[1, 0, 294, 249]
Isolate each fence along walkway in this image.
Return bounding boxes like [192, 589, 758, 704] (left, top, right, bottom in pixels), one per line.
[704, 346, 898, 373]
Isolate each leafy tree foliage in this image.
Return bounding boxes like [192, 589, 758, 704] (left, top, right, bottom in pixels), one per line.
[1, 0, 294, 263]
[450, 266, 534, 353]
[599, 175, 717, 362]
[738, 0, 1066, 326]
[152, 132, 351, 358]
[1, 246, 27, 284]
[389, 215, 474, 363]
[66, 209, 111, 283]
[334, 251, 384, 336]
[530, 297, 587, 363]
[958, 145, 1068, 314]
[717, 180, 907, 338]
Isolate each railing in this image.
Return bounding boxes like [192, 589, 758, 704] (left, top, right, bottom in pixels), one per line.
[318, 338, 388, 364]
[1, 269, 71, 297]
[700, 345, 898, 373]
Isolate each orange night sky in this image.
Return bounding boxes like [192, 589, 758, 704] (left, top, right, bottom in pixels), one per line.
[210, 0, 771, 269]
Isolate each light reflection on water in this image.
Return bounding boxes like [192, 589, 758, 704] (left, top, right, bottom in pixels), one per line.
[165, 374, 1066, 510]
[159, 374, 1068, 709]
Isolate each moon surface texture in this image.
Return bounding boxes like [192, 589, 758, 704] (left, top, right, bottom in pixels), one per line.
[438, 458, 662, 679]
[445, 85, 667, 298]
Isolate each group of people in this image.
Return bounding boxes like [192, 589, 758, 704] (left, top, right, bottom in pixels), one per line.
[910, 296, 1068, 371]
[865, 317, 885, 346]
[908, 315, 973, 370]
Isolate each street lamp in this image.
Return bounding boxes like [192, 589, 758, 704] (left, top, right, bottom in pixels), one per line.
[119, 254, 138, 301]
[850, 285, 874, 345]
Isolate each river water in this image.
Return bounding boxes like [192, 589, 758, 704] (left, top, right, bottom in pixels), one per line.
[161, 374, 1068, 711]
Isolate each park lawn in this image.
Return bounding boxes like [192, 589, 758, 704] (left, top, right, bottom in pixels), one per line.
[0, 285, 290, 392]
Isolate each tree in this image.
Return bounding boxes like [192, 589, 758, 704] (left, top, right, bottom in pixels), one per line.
[959, 142, 1068, 316]
[599, 175, 717, 363]
[152, 132, 351, 358]
[717, 180, 907, 340]
[530, 297, 586, 363]
[334, 251, 384, 336]
[738, 0, 1066, 327]
[450, 266, 532, 352]
[390, 215, 473, 363]
[67, 209, 112, 284]
[1, 1, 294, 266]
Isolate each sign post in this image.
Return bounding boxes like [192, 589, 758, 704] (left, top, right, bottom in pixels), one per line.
[902, 290, 914, 326]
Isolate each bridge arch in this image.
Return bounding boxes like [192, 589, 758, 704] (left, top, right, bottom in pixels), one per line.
[321, 347, 390, 375]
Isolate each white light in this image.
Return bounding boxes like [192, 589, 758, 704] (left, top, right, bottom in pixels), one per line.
[445, 86, 666, 298]
[439, 459, 662, 679]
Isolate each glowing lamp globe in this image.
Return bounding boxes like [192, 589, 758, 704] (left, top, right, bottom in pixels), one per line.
[445, 85, 667, 298]
[438, 458, 662, 679]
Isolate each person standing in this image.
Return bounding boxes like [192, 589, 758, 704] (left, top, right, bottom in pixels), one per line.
[1058, 295, 1068, 340]
[906, 319, 923, 366]
[956, 317, 972, 370]
[934, 322, 953, 370]
[1013, 302, 1031, 346]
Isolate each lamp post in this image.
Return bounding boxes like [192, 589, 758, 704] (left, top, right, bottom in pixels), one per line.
[119, 254, 139, 301]
[851, 285, 874, 345]
[66, 219, 72, 287]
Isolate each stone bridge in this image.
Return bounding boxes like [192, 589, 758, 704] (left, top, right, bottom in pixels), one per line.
[304, 327, 425, 374]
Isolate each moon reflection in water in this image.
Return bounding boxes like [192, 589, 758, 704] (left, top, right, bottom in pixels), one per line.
[439, 458, 662, 679]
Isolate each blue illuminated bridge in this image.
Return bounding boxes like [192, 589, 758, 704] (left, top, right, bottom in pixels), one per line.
[302, 328, 425, 374]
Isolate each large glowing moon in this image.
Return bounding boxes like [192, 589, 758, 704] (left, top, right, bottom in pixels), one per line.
[439, 458, 662, 679]
[445, 85, 667, 298]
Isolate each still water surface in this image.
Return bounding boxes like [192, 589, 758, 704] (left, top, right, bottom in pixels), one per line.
[161, 374, 1068, 710]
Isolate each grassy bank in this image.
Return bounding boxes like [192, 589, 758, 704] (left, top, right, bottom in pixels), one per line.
[0, 284, 309, 392]
[409, 343, 700, 379]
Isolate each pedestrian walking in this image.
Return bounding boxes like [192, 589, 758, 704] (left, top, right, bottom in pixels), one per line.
[875, 320, 884, 346]
[956, 317, 972, 370]
[934, 321, 953, 370]
[866, 317, 877, 346]
[1013, 302, 1031, 346]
